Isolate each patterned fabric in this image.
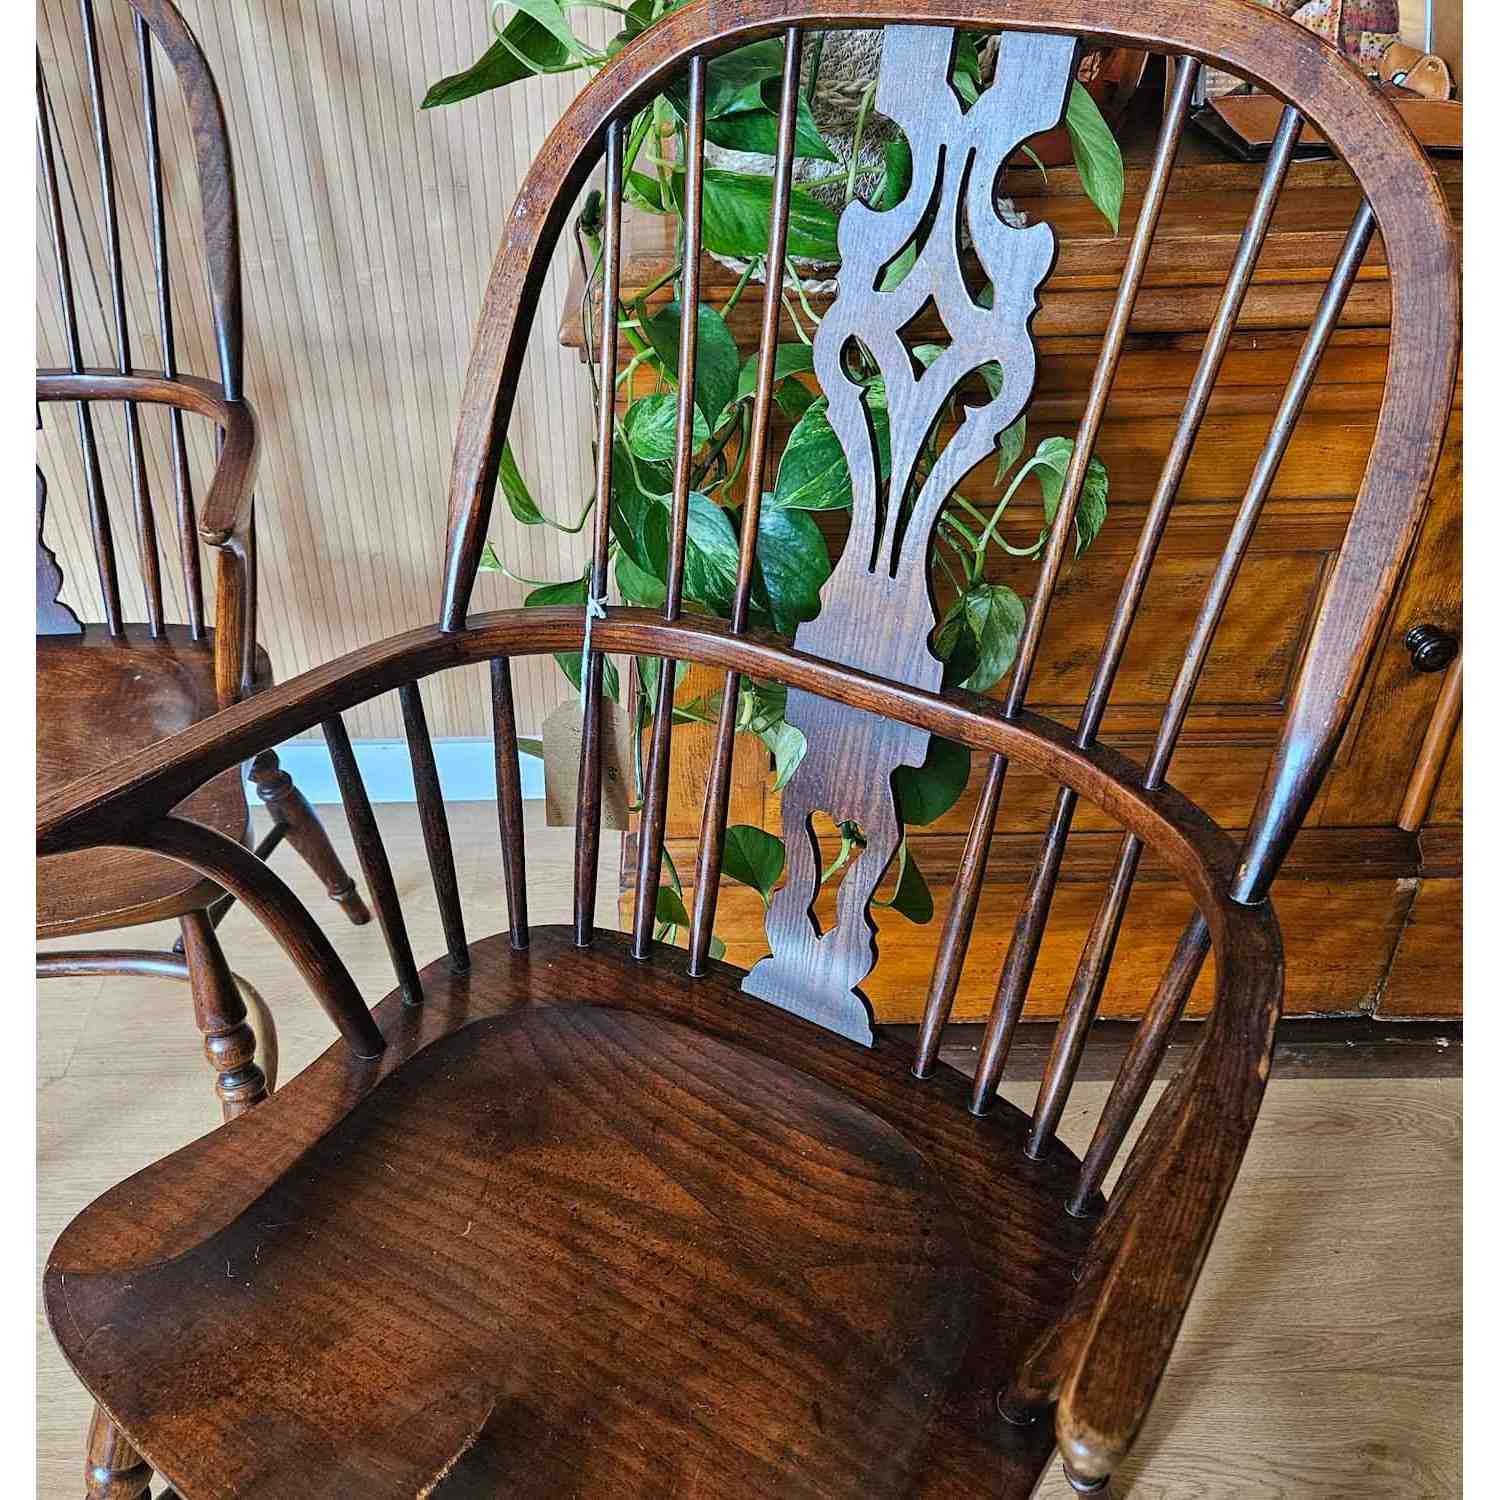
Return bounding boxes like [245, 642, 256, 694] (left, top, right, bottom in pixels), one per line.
[1206, 0, 1400, 93]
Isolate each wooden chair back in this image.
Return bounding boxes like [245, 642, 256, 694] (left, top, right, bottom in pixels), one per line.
[35, 0, 1459, 1482]
[36, 0, 257, 707]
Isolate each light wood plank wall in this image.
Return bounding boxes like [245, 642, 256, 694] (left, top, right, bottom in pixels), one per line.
[37, 0, 606, 740]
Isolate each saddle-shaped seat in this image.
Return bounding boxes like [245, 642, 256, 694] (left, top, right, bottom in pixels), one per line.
[48, 931, 1086, 1498]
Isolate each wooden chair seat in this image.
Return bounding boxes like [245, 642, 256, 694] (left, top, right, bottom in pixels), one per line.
[37, 627, 254, 938]
[46, 927, 1093, 1499]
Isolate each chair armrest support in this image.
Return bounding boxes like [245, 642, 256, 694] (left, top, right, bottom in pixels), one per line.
[1050, 911, 1283, 1483]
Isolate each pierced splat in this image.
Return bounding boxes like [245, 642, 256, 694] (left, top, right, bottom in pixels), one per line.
[743, 26, 1076, 1043]
[37, 468, 83, 637]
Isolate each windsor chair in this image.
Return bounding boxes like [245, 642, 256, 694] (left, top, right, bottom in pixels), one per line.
[40, 1, 1457, 1495]
[36, 0, 368, 1115]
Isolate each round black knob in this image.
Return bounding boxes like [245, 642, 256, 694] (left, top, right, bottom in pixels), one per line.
[1405, 623, 1458, 673]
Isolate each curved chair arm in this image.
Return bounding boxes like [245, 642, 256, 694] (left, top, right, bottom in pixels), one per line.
[36, 368, 260, 703]
[1029, 904, 1282, 1484]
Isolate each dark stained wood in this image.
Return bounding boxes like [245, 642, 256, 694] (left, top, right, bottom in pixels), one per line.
[84, 1404, 151, 1500]
[35, 0, 366, 1143]
[48, 930, 1090, 1500]
[688, 26, 805, 978]
[178, 908, 268, 1119]
[247, 751, 371, 926]
[135, 7, 205, 637]
[573, 116, 624, 949]
[323, 713, 423, 1005]
[80, 0, 165, 638]
[36, 627, 248, 937]
[399, 682, 469, 969]
[633, 53, 706, 960]
[488, 656, 530, 947]
[40, 2, 1459, 1492]
[913, 1013, 1462, 1083]
[1018, 105, 1303, 1150]
[123, 816, 385, 1060]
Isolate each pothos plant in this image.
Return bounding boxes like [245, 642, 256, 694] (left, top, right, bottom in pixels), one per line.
[424, 2, 1123, 947]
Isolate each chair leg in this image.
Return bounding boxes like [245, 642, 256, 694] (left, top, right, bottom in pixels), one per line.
[1064, 1461, 1113, 1496]
[249, 749, 370, 926]
[179, 912, 268, 1120]
[85, 1405, 151, 1499]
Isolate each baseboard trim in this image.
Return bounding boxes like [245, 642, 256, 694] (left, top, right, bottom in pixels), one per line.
[260, 738, 545, 805]
[886, 1015, 1462, 1082]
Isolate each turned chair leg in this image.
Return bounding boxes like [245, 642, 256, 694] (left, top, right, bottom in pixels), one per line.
[179, 911, 268, 1120]
[85, 1405, 151, 1499]
[249, 750, 370, 926]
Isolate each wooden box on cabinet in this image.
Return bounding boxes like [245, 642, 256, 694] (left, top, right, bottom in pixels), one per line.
[561, 112, 1462, 1024]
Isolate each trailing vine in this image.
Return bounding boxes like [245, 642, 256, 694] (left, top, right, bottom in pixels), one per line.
[425, 1, 1124, 947]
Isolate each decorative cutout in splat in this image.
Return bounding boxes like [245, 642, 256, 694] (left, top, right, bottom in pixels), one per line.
[36, 468, 83, 637]
[743, 26, 1077, 1044]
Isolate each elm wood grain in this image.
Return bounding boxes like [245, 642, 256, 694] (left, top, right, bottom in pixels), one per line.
[688, 26, 804, 979]
[38, 620, 1285, 1490]
[36, 627, 249, 938]
[45, 929, 1092, 1500]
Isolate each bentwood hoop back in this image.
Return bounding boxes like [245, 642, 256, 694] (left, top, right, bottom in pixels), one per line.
[41, 2, 1456, 1495]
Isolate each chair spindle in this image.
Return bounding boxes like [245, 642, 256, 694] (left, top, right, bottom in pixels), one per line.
[489, 656, 530, 949]
[688, 26, 804, 975]
[80, 0, 164, 636]
[573, 115, 624, 947]
[632, 53, 706, 960]
[1023, 104, 1305, 1156]
[324, 712, 423, 1004]
[399, 681, 469, 972]
[1064, 201, 1377, 1208]
[136, 12, 205, 638]
[37, 56, 122, 634]
[967, 56, 1201, 1116]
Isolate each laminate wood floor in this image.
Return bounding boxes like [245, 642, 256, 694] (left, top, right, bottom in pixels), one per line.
[37, 804, 1460, 1497]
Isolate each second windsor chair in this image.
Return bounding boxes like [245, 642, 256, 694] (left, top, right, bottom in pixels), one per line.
[36, 0, 369, 1121]
[40, 0, 1457, 1494]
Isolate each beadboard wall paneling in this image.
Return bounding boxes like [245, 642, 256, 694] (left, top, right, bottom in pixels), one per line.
[37, 0, 605, 739]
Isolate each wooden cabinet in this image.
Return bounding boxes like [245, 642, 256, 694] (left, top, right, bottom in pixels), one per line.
[562, 114, 1462, 1023]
